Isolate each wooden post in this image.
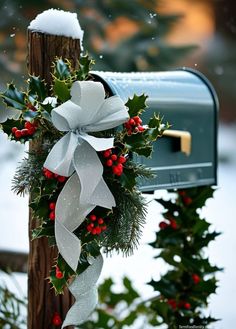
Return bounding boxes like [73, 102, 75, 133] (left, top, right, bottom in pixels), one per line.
[27, 30, 81, 329]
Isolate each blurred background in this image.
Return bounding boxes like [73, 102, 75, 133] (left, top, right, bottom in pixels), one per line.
[0, 0, 236, 328]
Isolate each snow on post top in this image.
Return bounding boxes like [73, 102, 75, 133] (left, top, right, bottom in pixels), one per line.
[28, 9, 84, 43]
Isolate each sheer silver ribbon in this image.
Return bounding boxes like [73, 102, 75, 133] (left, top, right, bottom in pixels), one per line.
[43, 81, 129, 327]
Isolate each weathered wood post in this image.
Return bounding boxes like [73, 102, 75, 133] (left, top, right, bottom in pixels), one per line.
[27, 13, 81, 328]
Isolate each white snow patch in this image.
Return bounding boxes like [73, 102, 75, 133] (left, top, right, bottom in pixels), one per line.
[28, 9, 84, 45]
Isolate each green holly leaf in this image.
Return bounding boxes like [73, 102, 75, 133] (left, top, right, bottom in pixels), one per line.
[53, 78, 71, 102]
[125, 132, 153, 157]
[120, 167, 136, 190]
[23, 110, 38, 121]
[76, 53, 95, 81]
[148, 278, 177, 298]
[32, 221, 55, 239]
[126, 94, 148, 117]
[151, 299, 169, 319]
[1, 83, 26, 110]
[54, 59, 71, 79]
[28, 76, 47, 101]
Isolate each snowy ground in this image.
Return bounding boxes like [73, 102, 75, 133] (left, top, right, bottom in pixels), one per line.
[0, 124, 236, 328]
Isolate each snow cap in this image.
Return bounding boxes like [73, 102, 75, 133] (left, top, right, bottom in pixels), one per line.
[28, 9, 84, 45]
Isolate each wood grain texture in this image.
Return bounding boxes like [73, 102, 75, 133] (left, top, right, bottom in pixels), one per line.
[27, 30, 80, 329]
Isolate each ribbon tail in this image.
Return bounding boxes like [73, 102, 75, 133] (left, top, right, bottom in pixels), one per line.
[55, 173, 95, 271]
[55, 220, 81, 272]
[62, 255, 103, 328]
[90, 177, 115, 209]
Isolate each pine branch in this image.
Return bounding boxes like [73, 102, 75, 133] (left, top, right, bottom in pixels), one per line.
[102, 180, 147, 256]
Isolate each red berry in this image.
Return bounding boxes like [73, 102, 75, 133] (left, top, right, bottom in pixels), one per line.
[129, 118, 135, 126]
[178, 190, 186, 197]
[98, 218, 104, 225]
[49, 211, 55, 221]
[101, 225, 107, 231]
[138, 125, 145, 132]
[133, 116, 142, 125]
[159, 221, 168, 229]
[11, 127, 18, 134]
[96, 227, 102, 234]
[167, 299, 177, 310]
[124, 122, 131, 129]
[14, 130, 22, 138]
[103, 149, 111, 158]
[90, 214, 97, 221]
[55, 266, 64, 279]
[49, 202, 56, 210]
[28, 126, 36, 135]
[118, 156, 126, 164]
[44, 169, 54, 179]
[92, 228, 97, 235]
[87, 225, 93, 232]
[127, 130, 132, 136]
[106, 159, 113, 167]
[24, 121, 33, 129]
[112, 165, 123, 176]
[170, 219, 178, 230]
[192, 274, 201, 284]
[52, 313, 62, 326]
[183, 196, 192, 205]
[57, 176, 66, 183]
[21, 128, 29, 136]
[184, 302, 191, 310]
[111, 154, 117, 161]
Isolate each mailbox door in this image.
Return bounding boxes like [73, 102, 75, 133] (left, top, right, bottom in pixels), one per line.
[92, 69, 218, 191]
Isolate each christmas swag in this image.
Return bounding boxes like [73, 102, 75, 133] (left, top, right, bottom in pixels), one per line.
[0, 55, 169, 327]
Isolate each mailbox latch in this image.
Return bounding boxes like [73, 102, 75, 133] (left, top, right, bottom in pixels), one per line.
[163, 129, 192, 156]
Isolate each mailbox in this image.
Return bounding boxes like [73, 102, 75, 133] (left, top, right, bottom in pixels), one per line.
[92, 69, 218, 191]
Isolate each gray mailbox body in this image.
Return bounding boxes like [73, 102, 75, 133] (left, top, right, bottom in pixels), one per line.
[92, 69, 218, 191]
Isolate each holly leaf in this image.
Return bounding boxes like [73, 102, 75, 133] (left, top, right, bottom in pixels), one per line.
[120, 167, 136, 190]
[54, 59, 71, 79]
[76, 53, 95, 81]
[32, 221, 55, 239]
[28, 76, 47, 101]
[23, 110, 38, 121]
[125, 132, 153, 157]
[53, 78, 71, 102]
[126, 94, 148, 117]
[1, 83, 26, 110]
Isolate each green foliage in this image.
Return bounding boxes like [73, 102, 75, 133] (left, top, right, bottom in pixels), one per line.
[103, 180, 147, 256]
[0, 276, 27, 329]
[1, 84, 26, 110]
[28, 76, 47, 102]
[148, 187, 221, 328]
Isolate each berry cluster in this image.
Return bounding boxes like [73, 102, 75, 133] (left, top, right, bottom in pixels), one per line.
[11, 121, 37, 139]
[103, 149, 127, 176]
[43, 168, 67, 183]
[86, 214, 107, 235]
[159, 217, 178, 230]
[55, 265, 64, 279]
[124, 115, 145, 135]
[167, 299, 191, 310]
[52, 312, 62, 326]
[49, 202, 56, 221]
[178, 190, 193, 206]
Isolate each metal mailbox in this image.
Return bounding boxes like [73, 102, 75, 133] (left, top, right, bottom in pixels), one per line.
[92, 69, 218, 191]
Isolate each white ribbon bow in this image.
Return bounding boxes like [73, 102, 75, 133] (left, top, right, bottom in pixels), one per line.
[44, 80, 129, 271]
